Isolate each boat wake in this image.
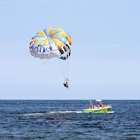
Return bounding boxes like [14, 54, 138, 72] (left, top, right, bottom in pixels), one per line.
[23, 111, 83, 116]
[107, 111, 115, 113]
[47, 110, 83, 114]
[23, 113, 45, 116]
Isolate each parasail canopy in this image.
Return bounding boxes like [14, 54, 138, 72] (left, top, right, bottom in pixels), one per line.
[29, 27, 72, 60]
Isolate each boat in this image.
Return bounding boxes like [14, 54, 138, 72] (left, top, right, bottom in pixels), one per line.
[83, 99, 112, 113]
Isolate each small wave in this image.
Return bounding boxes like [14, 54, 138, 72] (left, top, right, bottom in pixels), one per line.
[23, 113, 45, 116]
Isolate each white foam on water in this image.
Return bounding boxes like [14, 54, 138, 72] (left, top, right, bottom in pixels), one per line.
[23, 111, 114, 116]
[47, 110, 83, 114]
[23, 113, 45, 116]
[107, 111, 115, 113]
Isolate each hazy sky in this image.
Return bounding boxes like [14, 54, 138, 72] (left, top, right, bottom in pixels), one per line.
[0, 0, 140, 99]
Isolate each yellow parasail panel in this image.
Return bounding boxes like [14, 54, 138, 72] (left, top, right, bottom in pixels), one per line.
[51, 28, 64, 36]
[34, 38, 44, 46]
[37, 30, 47, 37]
[47, 27, 53, 37]
[54, 33, 72, 45]
[43, 40, 49, 46]
[51, 38, 64, 49]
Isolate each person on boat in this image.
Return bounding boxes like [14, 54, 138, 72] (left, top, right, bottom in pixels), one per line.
[99, 104, 102, 107]
[63, 81, 69, 88]
[89, 105, 94, 109]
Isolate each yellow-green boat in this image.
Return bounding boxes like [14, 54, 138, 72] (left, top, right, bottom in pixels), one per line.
[83, 99, 112, 113]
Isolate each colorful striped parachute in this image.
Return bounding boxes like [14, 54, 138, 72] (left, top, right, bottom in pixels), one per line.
[29, 27, 72, 60]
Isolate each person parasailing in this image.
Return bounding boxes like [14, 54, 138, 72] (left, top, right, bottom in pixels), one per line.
[63, 78, 69, 89]
[63, 82, 69, 88]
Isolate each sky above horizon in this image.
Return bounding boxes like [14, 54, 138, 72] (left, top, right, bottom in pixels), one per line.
[0, 0, 140, 99]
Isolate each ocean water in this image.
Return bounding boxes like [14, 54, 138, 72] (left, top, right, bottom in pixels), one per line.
[0, 100, 140, 140]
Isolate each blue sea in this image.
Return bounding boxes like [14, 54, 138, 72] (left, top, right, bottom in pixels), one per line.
[0, 100, 140, 140]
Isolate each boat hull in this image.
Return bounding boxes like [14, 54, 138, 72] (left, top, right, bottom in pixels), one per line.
[83, 107, 111, 113]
